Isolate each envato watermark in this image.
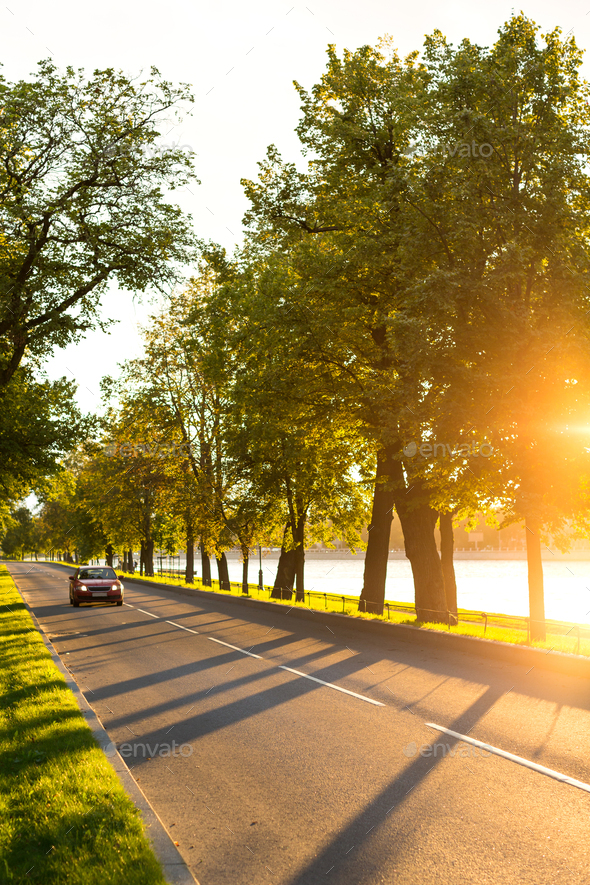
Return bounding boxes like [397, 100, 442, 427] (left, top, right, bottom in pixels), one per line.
[102, 740, 193, 759]
[438, 141, 494, 158]
[403, 740, 492, 759]
[401, 141, 494, 159]
[103, 441, 193, 459]
[403, 441, 494, 459]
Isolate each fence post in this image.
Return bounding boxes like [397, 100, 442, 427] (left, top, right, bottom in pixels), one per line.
[386, 603, 390, 620]
[482, 613, 488, 636]
[342, 596, 345, 613]
[324, 593, 328, 610]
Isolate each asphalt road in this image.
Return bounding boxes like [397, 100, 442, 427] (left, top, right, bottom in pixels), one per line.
[7, 561, 590, 885]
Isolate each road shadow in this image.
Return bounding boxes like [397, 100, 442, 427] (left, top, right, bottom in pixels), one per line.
[282, 685, 503, 884]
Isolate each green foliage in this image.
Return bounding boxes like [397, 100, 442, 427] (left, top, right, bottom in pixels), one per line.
[33, 463, 107, 562]
[82, 416, 179, 564]
[0, 367, 86, 512]
[0, 506, 34, 559]
[0, 59, 198, 523]
[234, 15, 590, 618]
[0, 60, 198, 387]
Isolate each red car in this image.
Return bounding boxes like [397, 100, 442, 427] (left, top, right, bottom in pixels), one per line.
[69, 566, 124, 607]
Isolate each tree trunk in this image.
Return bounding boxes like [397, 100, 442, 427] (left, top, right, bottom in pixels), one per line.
[140, 540, 145, 576]
[200, 543, 211, 586]
[439, 511, 458, 623]
[525, 514, 546, 641]
[294, 516, 305, 603]
[186, 531, 195, 585]
[271, 530, 295, 599]
[128, 549, 134, 574]
[397, 495, 447, 623]
[241, 546, 249, 595]
[390, 459, 447, 623]
[145, 539, 154, 577]
[105, 544, 114, 567]
[359, 446, 396, 616]
[216, 552, 230, 591]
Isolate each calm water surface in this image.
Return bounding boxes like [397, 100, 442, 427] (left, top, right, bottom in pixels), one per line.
[223, 557, 590, 624]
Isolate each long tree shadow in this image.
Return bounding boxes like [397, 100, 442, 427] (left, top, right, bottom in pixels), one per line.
[283, 684, 504, 884]
[121, 644, 445, 757]
[104, 639, 366, 731]
[88, 647, 256, 701]
[77, 630, 350, 708]
[54, 622, 312, 661]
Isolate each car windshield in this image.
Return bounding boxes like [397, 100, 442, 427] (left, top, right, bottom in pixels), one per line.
[78, 568, 117, 581]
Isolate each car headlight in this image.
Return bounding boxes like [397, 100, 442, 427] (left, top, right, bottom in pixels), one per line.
[112, 583, 123, 591]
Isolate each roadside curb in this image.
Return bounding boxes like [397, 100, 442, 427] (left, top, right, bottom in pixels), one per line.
[123, 575, 590, 679]
[13, 576, 199, 885]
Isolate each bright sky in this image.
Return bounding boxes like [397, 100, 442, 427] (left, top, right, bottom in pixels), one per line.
[1, 0, 588, 413]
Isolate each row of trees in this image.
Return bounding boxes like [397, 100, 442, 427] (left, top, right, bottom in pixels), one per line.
[16, 282, 371, 599]
[169, 15, 589, 640]
[4, 16, 590, 641]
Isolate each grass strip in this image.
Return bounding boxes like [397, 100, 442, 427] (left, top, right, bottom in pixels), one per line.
[0, 565, 167, 885]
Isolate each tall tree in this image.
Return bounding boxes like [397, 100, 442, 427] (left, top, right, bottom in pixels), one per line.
[405, 16, 590, 637]
[197, 254, 373, 602]
[241, 43, 452, 618]
[0, 59, 198, 388]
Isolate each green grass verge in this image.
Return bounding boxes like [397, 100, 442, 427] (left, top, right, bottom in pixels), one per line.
[38, 560, 590, 657]
[0, 566, 167, 885]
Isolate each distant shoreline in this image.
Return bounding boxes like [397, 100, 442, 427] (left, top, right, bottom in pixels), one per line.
[224, 549, 590, 562]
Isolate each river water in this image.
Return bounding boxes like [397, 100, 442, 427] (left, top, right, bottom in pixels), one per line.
[221, 556, 590, 624]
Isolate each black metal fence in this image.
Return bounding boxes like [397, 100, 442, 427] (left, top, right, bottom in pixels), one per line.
[152, 567, 590, 654]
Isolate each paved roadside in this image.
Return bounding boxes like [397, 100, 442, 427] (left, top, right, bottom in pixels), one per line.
[8, 561, 590, 885]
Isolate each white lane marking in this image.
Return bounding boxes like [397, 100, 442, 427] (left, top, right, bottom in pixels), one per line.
[426, 723, 590, 794]
[125, 604, 198, 632]
[137, 609, 160, 619]
[166, 620, 199, 634]
[278, 665, 385, 707]
[208, 637, 262, 659]
[123, 603, 134, 607]
[119, 598, 383, 709]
